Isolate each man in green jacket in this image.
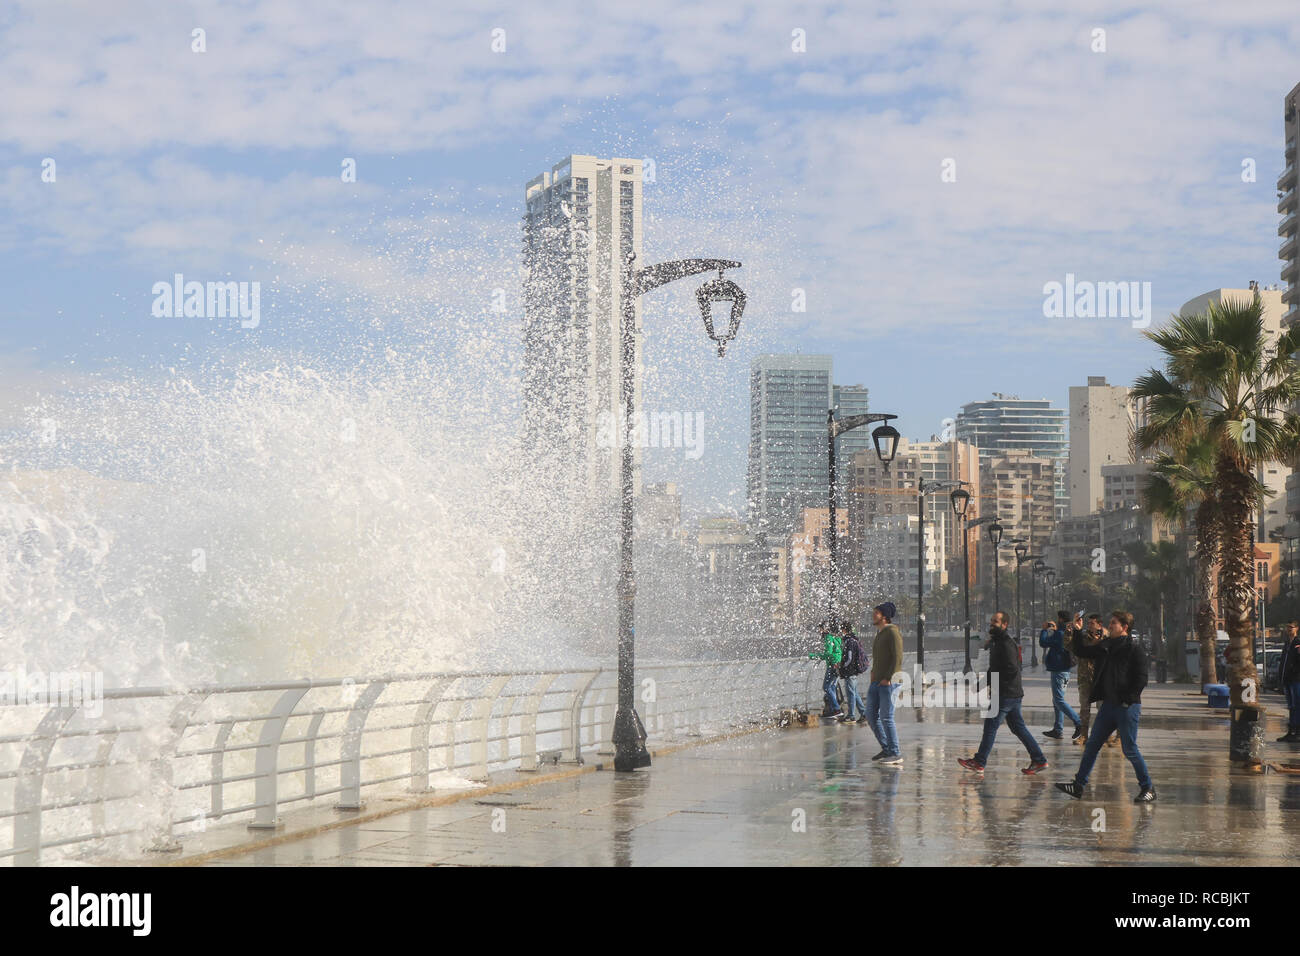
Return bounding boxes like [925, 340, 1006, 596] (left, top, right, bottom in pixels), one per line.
[866, 602, 905, 765]
[809, 621, 844, 720]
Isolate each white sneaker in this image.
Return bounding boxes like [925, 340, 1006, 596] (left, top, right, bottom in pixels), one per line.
[880, 754, 903, 766]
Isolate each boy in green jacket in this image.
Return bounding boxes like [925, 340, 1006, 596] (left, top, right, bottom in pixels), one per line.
[809, 621, 844, 720]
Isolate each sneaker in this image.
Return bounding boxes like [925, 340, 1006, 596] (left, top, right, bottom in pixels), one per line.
[856, 716, 870, 725]
[870, 750, 888, 761]
[1071, 724, 1083, 740]
[1277, 732, 1297, 743]
[880, 754, 903, 766]
[824, 711, 843, 722]
[1055, 780, 1084, 799]
[1043, 729, 1064, 739]
[957, 757, 985, 773]
[1021, 759, 1049, 775]
[1134, 787, 1157, 804]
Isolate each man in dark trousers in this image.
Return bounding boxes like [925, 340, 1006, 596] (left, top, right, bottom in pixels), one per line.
[1278, 620, 1300, 742]
[956, 611, 1049, 775]
[1056, 609, 1155, 803]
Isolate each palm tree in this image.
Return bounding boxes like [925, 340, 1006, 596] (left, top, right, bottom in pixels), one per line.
[1138, 432, 1224, 687]
[1121, 539, 1187, 678]
[1133, 296, 1300, 723]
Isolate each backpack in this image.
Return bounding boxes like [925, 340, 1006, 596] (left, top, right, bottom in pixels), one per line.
[841, 633, 867, 676]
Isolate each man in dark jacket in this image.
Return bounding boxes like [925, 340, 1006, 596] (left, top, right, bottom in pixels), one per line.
[957, 612, 1049, 775]
[1279, 621, 1300, 742]
[1056, 609, 1155, 803]
[1041, 609, 1082, 740]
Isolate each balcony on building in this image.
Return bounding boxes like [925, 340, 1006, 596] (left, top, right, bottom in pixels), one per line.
[1279, 163, 1297, 193]
[1280, 211, 1297, 237]
[1281, 233, 1298, 262]
[1279, 186, 1297, 215]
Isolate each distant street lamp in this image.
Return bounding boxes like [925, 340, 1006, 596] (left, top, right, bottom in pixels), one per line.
[1031, 558, 1047, 666]
[950, 491, 999, 673]
[1013, 539, 1031, 662]
[827, 411, 898, 629]
[613, 255, 744, 773]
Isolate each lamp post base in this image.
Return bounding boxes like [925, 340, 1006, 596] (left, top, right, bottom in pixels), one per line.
[612, 707, 652, 772]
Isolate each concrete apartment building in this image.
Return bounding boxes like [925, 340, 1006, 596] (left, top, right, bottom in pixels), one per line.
[979, 449, 1057, 561]
[522, 155, 644, 500]
[847, 437, 978, 589]
[860, 513, 943, 611]
[1069, 376, 1135, 517]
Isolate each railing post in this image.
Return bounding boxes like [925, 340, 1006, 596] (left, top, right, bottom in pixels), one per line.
[517, 673, 558, 772]
[13, 706, 79, 866]
[563, 670, 601, 765]
[409, 678, 452, 792]
[336, 681, 388, 811]
[467, 676, 511, 782]
[303, 708, 326, 800]
[248, 685, 310, 830]
[210, 721, 235, 820]
[147, 692, 209, 852]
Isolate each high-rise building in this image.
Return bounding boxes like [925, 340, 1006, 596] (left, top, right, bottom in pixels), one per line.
[1281, 82, 1300, 329]
[522, 155, 644, 498]
[747, 354, 834, 535]
[832, 384, 871, 478]
[956, 394, 1068, 520]
[1069, 376, 1136, 517]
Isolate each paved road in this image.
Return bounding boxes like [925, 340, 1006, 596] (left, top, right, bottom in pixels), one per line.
[200, 675, 1300, 866]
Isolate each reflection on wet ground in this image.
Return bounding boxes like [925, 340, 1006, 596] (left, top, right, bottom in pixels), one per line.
[204, 677, 1300, 866]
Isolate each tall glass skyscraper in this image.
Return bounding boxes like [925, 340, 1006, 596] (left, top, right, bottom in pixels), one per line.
[748, 354, 834, 535]
[955, 394, 1069, 520]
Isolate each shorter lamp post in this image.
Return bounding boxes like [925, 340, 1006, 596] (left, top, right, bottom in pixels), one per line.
[1013, 538, 1029, 659]
[988, 521, 1004, 614]
[915, 478, 967, 677]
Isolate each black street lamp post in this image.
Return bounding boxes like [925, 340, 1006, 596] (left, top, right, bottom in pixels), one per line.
[1031, 558, 1047, 666]
[988, 521, 1004, 613]
[1013, 538, 1029, 659]
[950, 491, 997, 673]
[916, 478, 967, 677]
[613, 255, 745, 773]
[827, 412, 899, 629]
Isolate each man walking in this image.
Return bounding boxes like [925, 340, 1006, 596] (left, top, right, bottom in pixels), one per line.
[809, 620, 844, 721]
[839, 622, 869, 724]
[1076, 613, 1104, 744]
[1041, 609, 1082, 740]
[957, 612, 1049, 775]
[1278, 620, 1300, 742]
[1056, 610, 1155, 803]
[865, 602, 904, 765]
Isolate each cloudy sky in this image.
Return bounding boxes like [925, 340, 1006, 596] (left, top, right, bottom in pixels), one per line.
[2, 0, 1298, 511]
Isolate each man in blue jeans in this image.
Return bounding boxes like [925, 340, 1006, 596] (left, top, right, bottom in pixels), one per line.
[1041, 610, 1082, 740]
[957, 611, 1049, 775]
[1056, 609, 1155, 803]
[865, 602, 904, 765]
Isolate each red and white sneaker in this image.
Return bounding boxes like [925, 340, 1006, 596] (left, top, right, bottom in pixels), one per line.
[957, 757, 985, 774]
[1021, 759, 1049, 775]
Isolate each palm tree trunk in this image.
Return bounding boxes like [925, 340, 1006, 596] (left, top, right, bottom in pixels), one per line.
[1216, 458, 1258, 707]
[1194, 507, 1219, 687]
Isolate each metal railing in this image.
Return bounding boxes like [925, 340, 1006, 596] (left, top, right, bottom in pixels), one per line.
[0, 658, 833, 865]
[0, 650, 977, 865]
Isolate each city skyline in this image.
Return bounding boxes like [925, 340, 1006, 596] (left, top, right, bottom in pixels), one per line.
[3, 5, 1300, 519]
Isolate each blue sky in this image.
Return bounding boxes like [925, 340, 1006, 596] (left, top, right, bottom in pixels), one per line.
[2, 0, 1299, 512]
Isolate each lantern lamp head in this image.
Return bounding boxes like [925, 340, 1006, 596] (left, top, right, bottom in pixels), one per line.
[696, 275, 746, 357]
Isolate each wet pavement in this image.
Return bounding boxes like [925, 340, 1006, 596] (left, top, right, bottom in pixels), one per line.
[199, 675, 1300, 866]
